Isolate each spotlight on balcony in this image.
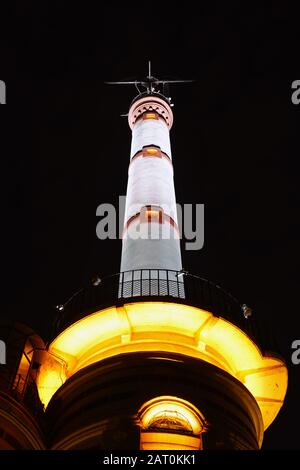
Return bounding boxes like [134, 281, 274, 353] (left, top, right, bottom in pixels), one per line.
[55, 304, 64, 312]
[92, 275, 102, 287]
[242, 304, 252, 319]
[176, 269, 188, 279]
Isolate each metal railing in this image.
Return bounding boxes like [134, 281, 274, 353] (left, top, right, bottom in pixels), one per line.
[118, 269, 185, 299]
[53, 269, 256, 341]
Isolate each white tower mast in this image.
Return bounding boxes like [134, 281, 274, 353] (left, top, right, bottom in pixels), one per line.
[108, 63, 192, 274]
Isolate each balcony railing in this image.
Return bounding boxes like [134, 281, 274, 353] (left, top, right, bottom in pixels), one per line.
[52, 269, 265, 347]
[118, 270, 185, 299]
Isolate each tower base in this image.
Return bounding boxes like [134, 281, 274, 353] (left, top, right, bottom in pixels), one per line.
[45, 352, 263, 450]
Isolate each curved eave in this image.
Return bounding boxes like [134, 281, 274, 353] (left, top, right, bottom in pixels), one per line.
[37, 301, 288, 430]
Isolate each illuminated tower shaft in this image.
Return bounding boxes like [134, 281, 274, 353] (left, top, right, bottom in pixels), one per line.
[120, 95, 182, 272]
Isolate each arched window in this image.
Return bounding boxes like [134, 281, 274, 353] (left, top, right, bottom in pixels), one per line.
[138, 396, 206, 450]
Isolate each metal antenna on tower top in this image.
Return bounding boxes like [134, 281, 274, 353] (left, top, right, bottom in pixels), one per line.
[148, 60, 152, 79]
[105, 61, 194, 104]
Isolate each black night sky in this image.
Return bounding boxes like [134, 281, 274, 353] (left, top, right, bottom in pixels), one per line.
[1, 2, 299, 450]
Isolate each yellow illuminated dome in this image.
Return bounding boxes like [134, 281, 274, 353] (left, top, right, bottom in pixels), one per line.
[37, 301, 287, 432]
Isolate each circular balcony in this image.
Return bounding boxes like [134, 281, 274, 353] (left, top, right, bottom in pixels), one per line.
[53, 269, 267, 351]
